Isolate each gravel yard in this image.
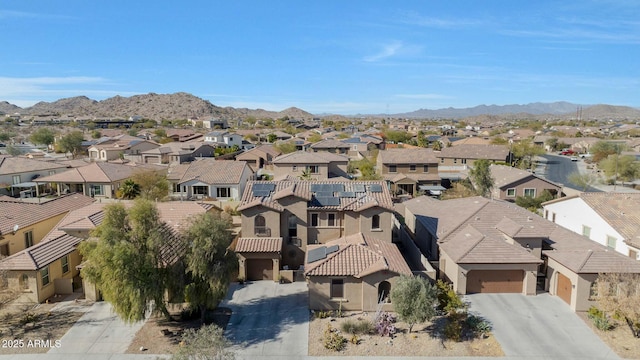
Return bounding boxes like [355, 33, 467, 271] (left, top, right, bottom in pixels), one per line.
[577, 312, 640, 359]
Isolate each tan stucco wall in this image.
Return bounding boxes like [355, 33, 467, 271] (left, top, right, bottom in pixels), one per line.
[0, 213, 67, 256]
[273, 163, 331, 180]
[36, 251, 81, 303]
[496, 177, 561, 200]
[308, 272, 402, 312]
[440, 251, 538, 295]
[237, 253, 281, 282]
[6, 270, 38, 303]
[240, 207, 281, 238]
[546, 258, 597, 311]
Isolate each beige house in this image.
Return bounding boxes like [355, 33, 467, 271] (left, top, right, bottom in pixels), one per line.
[305, 233, 412, 312]
[436, 144, 510, 180]
[141, 142, 216, 164]
[377, 148, 441, 197]
[235, 145, 282, 172]
[271, 151, 349, 180]
[34, 162, 166, 199]
[401, 195, 640, 311]
[88, 136, 159, 162]
[0, 155, 70, 198]
[489, 164, 562, 200]
[0, 194, 94, 257]
[167, 159, 254, 201]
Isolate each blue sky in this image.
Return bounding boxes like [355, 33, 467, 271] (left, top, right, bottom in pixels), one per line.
[1, 1, 638, 114]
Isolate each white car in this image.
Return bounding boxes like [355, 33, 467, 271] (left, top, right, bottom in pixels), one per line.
[570, 156, 579, 162]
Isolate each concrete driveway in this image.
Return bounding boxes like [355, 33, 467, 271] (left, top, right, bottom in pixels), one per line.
[221, 281, 308, 359]
[466, 293, 619, 360]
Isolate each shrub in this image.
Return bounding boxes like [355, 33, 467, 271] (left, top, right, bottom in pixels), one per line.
[443, 312, 465, 342]
[314, 310, 333, 319]
[587, 306, 613, 331]
[436, 280, 466, 314]
[340, 319, 374, 335]
[466, 314, 492, 336]
[374, 312, 397, 337]
[19, 312, 38, 325]
[323, 324, 347, 351]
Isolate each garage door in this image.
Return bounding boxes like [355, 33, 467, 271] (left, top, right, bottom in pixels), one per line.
[466, 270, 524, 293]
[246, 259, 274, 281]
[557, 272, 572, 305]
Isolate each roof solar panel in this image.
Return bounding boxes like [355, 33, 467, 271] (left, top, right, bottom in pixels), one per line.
[331, 184, 345, 192]
[369, 184, 383, 193]
[252, 190, 271, 197]
[307, 247, 327, 263]
[314, 196, 340, 206]
[352, 184, 366, 192]
[310, 184, 323, 192]
[316, 191, 334, 198]
[337, 191, 356, 198]
[326, 245, 339, 254]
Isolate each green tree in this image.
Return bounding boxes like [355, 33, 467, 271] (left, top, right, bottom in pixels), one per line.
[383, 130, 411, 144]
[568, 171, 597, 191]
[118, 179, 141, 199]
[307, 133, 323, 143]
[132, 171, 169, 201]
[599, 155, 640, 186]
[172, 324, 234, 360]
[266, 133, 277, 143]
[469, 159, 494, 197]
[6, 144, 22, 156]
[515, 190, 555, 212]
[57, 131, 84, 157]
[590, 141, 624, 163]
[390, 275, 438, 333]
[545, 137, 558, 151]
[182, 212, 236, 323]
[490, 137, 508, 145]
[78, 200, 173, 323]
[416, 131, 428, 148]
[0, 132, 13, 142]
[512, 140, 544, 170]
[29, 127, 55, 147]
[274, 142, 297, 154]
[298, 167, 313, 180]
[431, 141, 442, 151]
[91, 130, 102, 139]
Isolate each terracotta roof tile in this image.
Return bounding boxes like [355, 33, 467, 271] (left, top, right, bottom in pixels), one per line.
[272, 151, 349, 164]
[235, 237, 283, 253]
[378, 148, 439, 164]
[169, 159, 251, 185]
[0, 155, 69, 176]
[490, 164, 561, 190]
[35, 162, 165, 184]
[437, 144, 510, 160]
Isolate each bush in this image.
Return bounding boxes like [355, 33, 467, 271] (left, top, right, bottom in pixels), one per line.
[466, 314, 492, 336]
[374, 312, 397, 337]
[180, 307, 200, 321]
[314, 310, 333, 319]
[443, 312, 465, 342]
[323, 324, 347, 351]
[19, 312, 38, 325]
[436, 280, 466, 314]
[587, 306, 613, 331]
[340, 319, 374, 335]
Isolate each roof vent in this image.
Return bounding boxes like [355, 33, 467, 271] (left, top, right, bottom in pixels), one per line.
[475, 216, 480, 221]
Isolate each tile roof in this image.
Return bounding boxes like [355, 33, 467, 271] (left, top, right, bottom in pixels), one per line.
[0, 155, 69, 176]
[490, 164, 561, 190]
[272, 151, 349, 164]
[0, 233, 83, 271]
[238, 180, 394, 212]
[304, 233, 411, 278]
[235, 237, 283, 253]
[34, 162, 164, 184]
[235, 145, 281, 160]
[544, 248, 640, 274]
[167, 159, 250, 185]
[383, 173, 441, 183]
[578, 193, 640, 248]
[437, 144, 510, 160]
[378, 148, 439, 165]
[310, 139, 352, 149]
[0, 194, 95, 236]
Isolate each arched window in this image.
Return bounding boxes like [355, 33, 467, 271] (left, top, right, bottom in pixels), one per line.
[372, 214, 380, 230]
[254, 215, 268, 236]
[378, 281, 391, 303]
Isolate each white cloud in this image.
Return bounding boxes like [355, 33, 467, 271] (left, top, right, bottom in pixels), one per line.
[363, 41, 403, 62]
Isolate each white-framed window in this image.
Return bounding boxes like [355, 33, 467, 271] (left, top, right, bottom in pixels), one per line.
[41, 267, 50, 286]
[61, 255, 70, 274]
[461, 158, 467, 164]
[582, 225, 591, 239]
[90, 184, 104, 196]
[217, 187, 231, 198]
[506, 188, 516, 197]
[523, 188, 536, 197]
[307, 165, 319, 174]
[24, 230, 34, 248]
[409, 164, 416, 172]
[49, 170, 55, 175]
[606, 235, 616, 249]
[12, 175, 21, 185]
[20, 274, 29, 290]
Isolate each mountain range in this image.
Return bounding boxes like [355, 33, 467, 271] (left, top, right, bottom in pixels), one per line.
[1, 93, 639, 121]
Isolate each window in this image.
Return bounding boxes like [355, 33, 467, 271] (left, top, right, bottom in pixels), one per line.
[544, 210, 548, 219]
[172, 183, 181, 193]
[41, 267, 50, 286]
[254, 215, 268, 236]
[328, 213, 336, 227]
[378, 281, 391, 303]
[331, 279, 344, 298]
[311, 213, 319, 227]
[453, 158, 458, 164]
[409, 164, 416, 172]
[606, 236, 616, 249]
[582, 226, 591, 239]
[61, 255, 69, 274]
[589, 282, 598, 301]
[506, 188, 516, 197]
[461, 159, 467, 164]
[292, 165, 297, 172]
[372, 214, 380, 230]
[49, 170, 55, 176]
[24, 231, 34, 248]
[523, 188, 536, 197]
[307, 165, 319, 174]
[0, 243, 8, 256]
[389, 165, 397, 173]
[20, 274, 29, 290]
[216, 187, 231, 198]
[12, 175, 21, 185]
[423, 165, 429, 172]
[552, 212, 556, 223]
[630, 249, 638, 260]
[440, 158, 444, 164]
[193, 186, 208, 195]
[90, 184, 104, 196]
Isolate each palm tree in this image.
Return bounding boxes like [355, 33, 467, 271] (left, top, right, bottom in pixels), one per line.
[119, 179, 141, 199]
[298, 168, 312, 181]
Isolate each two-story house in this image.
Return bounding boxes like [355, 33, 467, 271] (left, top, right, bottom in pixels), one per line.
[204, 131, 242, 148]
[167, 159, 254, 201]
[376, 148, 441, 197]
[87, 135, 159, 162]
[235, 180, 411, 311]
[271, 151, 349, 180]
[436, 144, 511, 180]
[141, 142, 217, 164]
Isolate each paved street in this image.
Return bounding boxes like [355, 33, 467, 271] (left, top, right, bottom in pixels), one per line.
[466, 293, 619, 360]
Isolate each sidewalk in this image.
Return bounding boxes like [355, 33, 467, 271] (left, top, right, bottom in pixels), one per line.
[574, 157, 640, 193]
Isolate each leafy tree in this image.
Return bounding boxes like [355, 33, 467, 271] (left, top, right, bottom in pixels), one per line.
[171, 324, 234, 360]
[274, 142, 296, 154]
[590, 141, 624, 163]
[383, 130, 411, 144]
[512, 139, 544, 170]
[57, 131, 84, 157]
[390, 275, 438, 333]
[298, 168, 313, 180]
[416, 131, 428, 148]
[118, 179, 141, 199]
[568, 171, 597, 191]
[431, 141, 442, 151]
[78, 200, 173, 322]
[594, 273, 640, 338]
[5, 144, 22, 156]
[182, 212, 236, 323]
[515, 190, 555, 212]
[307, 133, 323, 143]
[490, 137, 508, 145]
[131, 171, 169, 201]
[469, 159, 494, 197]
[0, 132, 13, 142]
[266, 133, 277, 143]
[29, 127, 55, 147]
[91, 130, 102, 139]
[599, 155, 640, 186]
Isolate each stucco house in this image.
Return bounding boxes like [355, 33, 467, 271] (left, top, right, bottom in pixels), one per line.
[167, 159, 254, 201]
[489, 164, 562, 200]
[310, 139, 351, 156]
[436, 144, 511, 180]
[204, 131, 242, 148]
[542, 193, 640, 260]
[235, 145, 282, 171]
[87, 136, 159, 162]
[0, 155, 70, 198]
[141, 142, 217, 164]
[235, 179, 414, 311]
[401, 195, 640, 311]
[271, 151, 349, 180]
[376, 148, 442, 197]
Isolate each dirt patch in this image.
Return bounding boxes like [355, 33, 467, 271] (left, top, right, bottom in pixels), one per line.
[577, 312, 640, 359]
[0, 303, 84, 354]
[127, 307, 232, 355]
[309, 312, 503, 357]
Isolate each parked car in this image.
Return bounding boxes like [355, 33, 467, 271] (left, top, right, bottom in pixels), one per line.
[560, 149, 576, 155]
[570, 156, 579, 162]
